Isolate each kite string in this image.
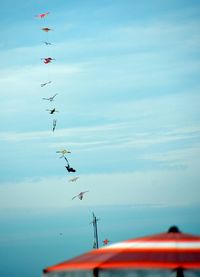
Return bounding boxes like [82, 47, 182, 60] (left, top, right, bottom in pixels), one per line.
[41, 13, 57, 131]
[37, 7, 99, 247]
[41, 16, 52, 84]
[44, 17, 51, 82]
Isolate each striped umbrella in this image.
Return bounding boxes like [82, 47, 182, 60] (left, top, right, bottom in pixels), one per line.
[43, 226, 200, 277]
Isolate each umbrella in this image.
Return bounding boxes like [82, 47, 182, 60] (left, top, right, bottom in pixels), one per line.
[43, 226, 200, 277]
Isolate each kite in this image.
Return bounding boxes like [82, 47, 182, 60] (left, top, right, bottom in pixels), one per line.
[41, 81, 52, 87]
[35, 12, 49, 19]
[46, 108, 58, 114]
[52, 119, 57, 132]
[72, 191, 89, 200]
[103, 239, 111, 245]
[68, 177, 79, 182]
[41, 57, 56, 64]
[41, 27, 53, 32]
[56, 149, 71, 158]
[65, 165, 76, 173]
[42, 41, 53, 46]
[64, 157, 76, 173]
[42, 93, 58, 102]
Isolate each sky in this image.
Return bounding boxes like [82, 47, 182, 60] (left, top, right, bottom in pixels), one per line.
[0, 0, 200, 276]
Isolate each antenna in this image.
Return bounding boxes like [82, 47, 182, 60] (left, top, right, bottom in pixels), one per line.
[91, 212, 100, 249]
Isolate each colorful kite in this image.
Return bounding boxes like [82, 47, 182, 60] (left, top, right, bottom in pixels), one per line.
[35, 12, 49, 19]
[72, 191, 89, 200]
[42, 93, 58, 102]
[46, 108, 58, 114]
[56, 149, 71, 158]
[41, 81, 52, 87]
[42, 41, 53, 46]
[65, 165, 76, 173]
[103, 239, 111, 245]
[41, 27, 53, 32]
[64, 157, 76, 173]
[52, 119, 57, 132]
[41, 57, 56, 64]
[68, 177, 79, 182]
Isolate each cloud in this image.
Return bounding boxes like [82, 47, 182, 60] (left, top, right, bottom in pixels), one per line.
[1, 120, 200, 153]
[0, 166, 199, 210]
[122, 127, 200, 149]
[1, 1, 200, 198]
[0, 123, 126, 142]
[0, 63, 85, 94]
[142, 143, 200, 165]
[1, 17, 199, 93]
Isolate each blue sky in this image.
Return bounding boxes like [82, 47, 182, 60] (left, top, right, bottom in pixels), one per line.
[0, 0, 200, 276]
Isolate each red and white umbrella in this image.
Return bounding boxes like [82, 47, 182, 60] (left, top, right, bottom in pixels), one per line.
[43, 226, 200, 276]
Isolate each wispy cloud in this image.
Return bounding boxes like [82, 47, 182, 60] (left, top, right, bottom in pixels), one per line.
[1, 0, 200, 206]
[0, 123, 127, 142]
[0, 63, 85, 93]
[1, 122, 200, 154]
[0, 167, 199, 209]
[142, 143, 200, 165]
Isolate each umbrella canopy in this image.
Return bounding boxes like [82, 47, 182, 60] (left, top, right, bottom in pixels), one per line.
[43, 226, 200, 277]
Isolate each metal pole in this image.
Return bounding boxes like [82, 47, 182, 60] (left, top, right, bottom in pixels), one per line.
[93, 267, 99, 277]
[92, 213, 97, 249]
[176, 267, 184, 277]
[94, 214, 99, 249]
[92, 212, 99, 249]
